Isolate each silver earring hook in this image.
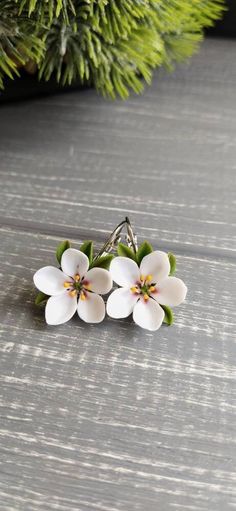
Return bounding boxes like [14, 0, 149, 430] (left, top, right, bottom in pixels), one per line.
[93, 217, 138, 261]
[93, 219, 127, 261]
[125, 216, 138, 254]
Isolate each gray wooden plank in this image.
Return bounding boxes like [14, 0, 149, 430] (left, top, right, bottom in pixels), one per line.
[0, 37, 236, 511]
[0, 227, 235, 511]
[0, 39, 236, 256]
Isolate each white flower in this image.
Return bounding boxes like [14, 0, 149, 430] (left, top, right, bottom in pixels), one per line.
[107, 251, 187, 331]
[33, 248, 112, 325]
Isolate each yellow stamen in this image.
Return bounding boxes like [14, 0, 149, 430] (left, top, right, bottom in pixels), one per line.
[143, 293, 149, 301]
[130, 286, 138, 293]
[146, 274, 153, 283]
[83, 283, 91, 290]
[69, 289, 77, 297]
[140, 274, 145, 282]
[80, 291, 86, 301]
[64, 281, 72, 288]
[149, 285, 156, 293]
[74, 274, 80, 282]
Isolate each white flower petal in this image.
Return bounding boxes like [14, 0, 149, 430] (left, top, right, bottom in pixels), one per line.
[109, 257, 140, 287]
[33, 266, 69, 296]
[85, 268, 112, 295]
[107, 288, 139, 319]
[133, 297, 165, 331]
[78, 293, 105, 323]
[140, 251, 170, 283]
[154, 276, 187, 306]
[61, 248, 89, 278]
[45, 292, 77, 325]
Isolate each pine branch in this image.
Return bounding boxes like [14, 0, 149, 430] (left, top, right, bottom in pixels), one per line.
[0, 0, 225, 97]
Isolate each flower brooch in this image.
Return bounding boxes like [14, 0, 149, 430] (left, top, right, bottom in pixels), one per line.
[34, 218, 187, 331]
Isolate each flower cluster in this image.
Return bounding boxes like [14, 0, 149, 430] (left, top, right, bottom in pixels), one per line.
[34, 240, 187, 331]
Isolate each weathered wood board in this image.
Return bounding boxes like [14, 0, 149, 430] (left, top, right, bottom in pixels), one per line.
[1, 40, 236, 257]
[0, 38, 235, 511]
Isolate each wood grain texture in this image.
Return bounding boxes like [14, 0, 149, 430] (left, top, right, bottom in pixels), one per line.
[0, 39, 236, 257]
[0, 38, 236, 511]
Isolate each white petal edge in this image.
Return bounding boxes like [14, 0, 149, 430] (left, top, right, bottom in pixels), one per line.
[107, 287, 139, 319]
[140, 250, 170, 283]
[85, 268, 112, 295]
[78, 293, 105, 323]
[61, 248, 89, 278]
[133, 297, 165, 331]
[33, 266, 69, 296]
[109, 257, 140, 287]
[153, 276, 187, 307]
[45, 292, 77, 325]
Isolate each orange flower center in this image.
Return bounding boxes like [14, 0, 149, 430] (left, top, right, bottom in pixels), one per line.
[130, 274, 157, 301]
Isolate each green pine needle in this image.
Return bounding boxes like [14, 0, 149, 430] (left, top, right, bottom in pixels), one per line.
[0, 0, 225, 97]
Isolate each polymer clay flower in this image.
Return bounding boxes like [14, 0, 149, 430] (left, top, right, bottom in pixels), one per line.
[107, 248, 187, 331]
[34, 247, 112, 325]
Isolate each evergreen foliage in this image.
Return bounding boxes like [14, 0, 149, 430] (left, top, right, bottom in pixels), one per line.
[0, 0, 224, 98]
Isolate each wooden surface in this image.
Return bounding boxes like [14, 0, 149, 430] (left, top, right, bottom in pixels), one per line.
[0, 38, 236, 511]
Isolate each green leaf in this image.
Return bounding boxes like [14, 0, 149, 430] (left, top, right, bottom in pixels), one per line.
[117, 242, 136, 261]
[56, 240, 71, 264]
[136, 241, 153, 265]
[80, 240, 94, 264]
[35, 291, 49, 306]
[91, 254, 114, 270]
[168, 253, 176, 275]
[161, 305, 174, 326]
